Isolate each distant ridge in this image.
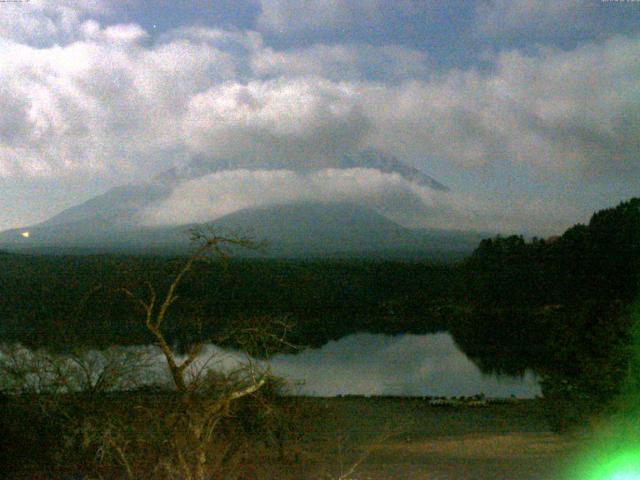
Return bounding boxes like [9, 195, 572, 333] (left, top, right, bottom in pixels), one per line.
[0, 150, 484, 258]
[0, 201, 483, 258]
[37, 184, 171, 229]
[209, 201, 420, 254]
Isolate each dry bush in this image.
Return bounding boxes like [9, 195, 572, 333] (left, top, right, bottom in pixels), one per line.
[73, 230, 302, 480]
[1, 230, 402, 479]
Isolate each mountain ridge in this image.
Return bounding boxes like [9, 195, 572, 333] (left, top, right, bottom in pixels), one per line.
[0, 151, 482, 258]
[0, 201, 484, 258]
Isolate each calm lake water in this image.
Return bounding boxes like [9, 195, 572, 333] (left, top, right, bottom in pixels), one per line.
[269, 333, 541, 398]
[2, 333, 541, 398]
[176, 332, 540, 398]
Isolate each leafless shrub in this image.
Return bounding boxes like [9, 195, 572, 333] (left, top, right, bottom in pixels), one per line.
[84, 229, 298, 480]
[0, 344, 153, 396]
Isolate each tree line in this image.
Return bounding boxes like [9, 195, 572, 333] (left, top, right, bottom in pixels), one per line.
[460, 197, 639, 430]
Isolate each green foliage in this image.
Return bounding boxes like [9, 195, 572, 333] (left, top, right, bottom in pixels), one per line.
[450, 306, 554, 376]
[467, 198, 640, 306]
[538, 301, 634, 432]
[466, 197, 640, 430]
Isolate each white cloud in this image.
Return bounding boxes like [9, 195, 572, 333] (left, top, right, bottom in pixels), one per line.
[83, 21, 148, 43]
[12, 10, 632, 183]
[1, 20, 637, 187]
[139, 167, 441, 227]
[363, 35, 640, 179]
[251, 43, 429, 82]
[0, 3, 638, 234]
[0, 0, 109, 45]
[183, 78, 371, 168]
[139, 165, 579, 234]
[0, 21, 432, 182]
[0, 24, 237, 180]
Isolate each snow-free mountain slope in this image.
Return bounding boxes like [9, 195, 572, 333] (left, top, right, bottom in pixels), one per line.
[0, 150, 477, 256]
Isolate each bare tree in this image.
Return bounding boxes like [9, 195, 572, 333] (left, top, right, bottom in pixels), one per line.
[112, 229, 291, 480]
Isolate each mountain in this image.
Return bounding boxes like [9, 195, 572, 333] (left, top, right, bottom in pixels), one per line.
[38, 184, 171, 229]
[211, 202, 424, 255]
[333, 150, 448, 191]
[0, 150, 483, 258]
[31, 149, 446, 231]
[212, 202, 484, 257]
[0, 201, 482, 258]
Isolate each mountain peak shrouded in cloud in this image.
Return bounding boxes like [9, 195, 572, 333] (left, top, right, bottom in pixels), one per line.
[139, 149, 450, 229]
[1, 148, 448, 228]
[0, 1, 638, 234]
[0, 151, 479, 256]
[2, 138, 511, 257]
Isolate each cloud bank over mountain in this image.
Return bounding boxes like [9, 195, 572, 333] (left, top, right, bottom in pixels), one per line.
[139, 168, 438, 228]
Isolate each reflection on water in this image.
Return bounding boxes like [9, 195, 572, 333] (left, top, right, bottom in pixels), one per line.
[270, 333, 541, 398]
[0, 333, 541, 398]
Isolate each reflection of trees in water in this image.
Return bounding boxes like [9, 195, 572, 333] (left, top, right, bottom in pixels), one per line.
[448, 307, 553, 377]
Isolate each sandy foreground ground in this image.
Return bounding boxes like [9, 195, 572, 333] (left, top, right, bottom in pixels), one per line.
[285, 398, 583, 480]
[351, 432, 578, 479]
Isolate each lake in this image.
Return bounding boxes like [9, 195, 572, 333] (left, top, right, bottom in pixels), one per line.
[171, 332, 540, 398]
[269, 332, 540, 397]
[1, 333, 541, 398]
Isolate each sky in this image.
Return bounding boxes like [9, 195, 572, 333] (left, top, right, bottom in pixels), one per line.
[0, 0, 639, 235]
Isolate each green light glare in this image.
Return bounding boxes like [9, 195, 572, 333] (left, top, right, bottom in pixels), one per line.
[565, 298, 640, 480]
[574, 448, 640, 480]
[610, 474, 640, 480]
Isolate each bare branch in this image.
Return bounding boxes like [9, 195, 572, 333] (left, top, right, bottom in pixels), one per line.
[228, 375, 268, 402]
[118, 287, 153, 317]
[176, 343, 204, 375]
[103, 428, 135, 480]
